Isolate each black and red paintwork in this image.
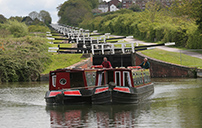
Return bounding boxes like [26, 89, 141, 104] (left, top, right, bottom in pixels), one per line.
[45, 66, 154, 105]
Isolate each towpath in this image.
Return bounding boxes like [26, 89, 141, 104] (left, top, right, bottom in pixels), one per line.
[123, 38, 202, 60]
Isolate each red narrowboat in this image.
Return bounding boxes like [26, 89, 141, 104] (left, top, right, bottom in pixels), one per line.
[45, 66, 154, 105]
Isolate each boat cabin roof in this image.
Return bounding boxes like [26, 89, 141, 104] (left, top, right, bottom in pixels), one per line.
[50, 66, 139, 74]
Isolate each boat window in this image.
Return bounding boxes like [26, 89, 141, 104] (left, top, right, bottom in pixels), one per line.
[98, 73, 102, 86]
[115, 71, 121, 86]
[85, 71, 96, 86]
[59, 78, 67, 85]
[52, 75, 56, 87]
[123, 71, 132, 87]
[70, 72, 85, 88]
[98, 72, 105, 86]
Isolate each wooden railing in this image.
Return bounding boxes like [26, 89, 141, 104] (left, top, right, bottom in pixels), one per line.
[91, 42, 175, 55]
[49, 42, 175, 54]
[48, 46, 90, 54]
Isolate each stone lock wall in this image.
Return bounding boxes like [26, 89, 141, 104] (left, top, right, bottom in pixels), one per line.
[135, 52, 197, 78]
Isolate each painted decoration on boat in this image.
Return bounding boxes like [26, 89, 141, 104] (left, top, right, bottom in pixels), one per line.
[85, 71, 96, 87]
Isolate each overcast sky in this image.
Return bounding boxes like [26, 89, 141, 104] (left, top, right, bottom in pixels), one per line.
[0, 0, 67, 23]
[0, 0, 114, 23]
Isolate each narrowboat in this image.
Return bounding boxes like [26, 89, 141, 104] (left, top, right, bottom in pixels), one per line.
[45, 66, 154, 105]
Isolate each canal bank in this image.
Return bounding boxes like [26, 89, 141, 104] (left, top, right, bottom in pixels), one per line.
[40, 52, 201, 81]
[135, 52, 197, 78]
[124, 38, 202, 78]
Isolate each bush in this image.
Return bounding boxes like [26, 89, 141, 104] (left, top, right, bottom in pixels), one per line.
[6, 20, 28, 37]
[79, 6, 199, 49]
[28, 25, 50, 32]
[154, 24, 165, 42]
[0, 29, 10, 38]
[186, 30, 202, 49]
[0, 36, 51, 82]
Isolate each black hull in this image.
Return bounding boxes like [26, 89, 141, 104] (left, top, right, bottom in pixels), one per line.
[45, 89, 92, 106]
[45, 96, 92, 106]
[45, 83, 154, 105]
[92, 91, 112, 104]
[92, 83, 154, 105]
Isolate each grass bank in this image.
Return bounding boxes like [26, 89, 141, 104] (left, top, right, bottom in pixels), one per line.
[44, 36, 84, 74]
[140, 49, 202, 69]
[50, 43, 73, 48]
[42, 54, 85, 74]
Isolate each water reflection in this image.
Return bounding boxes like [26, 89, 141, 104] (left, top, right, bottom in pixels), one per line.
[46, 103, 151, 128]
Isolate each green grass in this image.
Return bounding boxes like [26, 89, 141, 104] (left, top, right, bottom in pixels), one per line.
[47, 35, 68, 43]
[113, 40, 144, 47]
[140, 49, 202, 69]
[49, 43, 73, 48]
[42, 54, 86, 74]
[174, 46, 202, 54]
[52, 40, 68, 43]
[51, 36, 66, 38]
[42, 33, 82, 74]
[114, 40, 133, 47]
[29, 32, 46, 37]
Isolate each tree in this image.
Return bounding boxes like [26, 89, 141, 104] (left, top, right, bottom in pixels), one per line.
[191, 0, 202, 33]
[129, 4, 142, 12]
[9, 16, 23, 22]
[0, 14, 7, 23]
[29, 11, 39, 20]
[39, 10, 52, 26]
[32, 18, 46, 26]
[57, 0, 93, 26]
[87, 0, 99, 9]
[145, 0, 163, 22]
[117, 2, 122, 9]
[22, 16, 33, 25]
[29, 10, 52, 26]
[171, 0, 202, 33]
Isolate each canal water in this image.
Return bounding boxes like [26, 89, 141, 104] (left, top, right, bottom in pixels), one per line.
[0, 78, 202, 128]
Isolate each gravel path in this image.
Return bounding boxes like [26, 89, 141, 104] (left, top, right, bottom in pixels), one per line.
[124, 38, 202, 60]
